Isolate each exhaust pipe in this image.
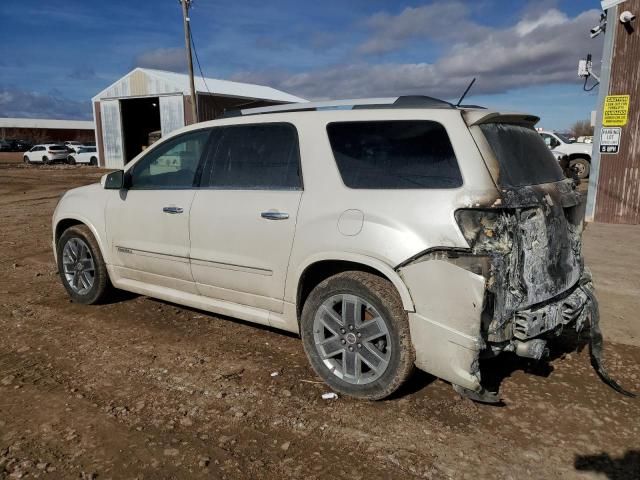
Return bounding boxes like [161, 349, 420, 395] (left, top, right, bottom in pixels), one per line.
[514, 339, 548, 360]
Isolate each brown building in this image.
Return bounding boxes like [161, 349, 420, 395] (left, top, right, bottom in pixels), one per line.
[0, 118, 94, 144]
[587, 0, 640, 224]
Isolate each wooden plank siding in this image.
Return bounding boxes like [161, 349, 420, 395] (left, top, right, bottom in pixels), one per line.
[595, 0, 640, 224]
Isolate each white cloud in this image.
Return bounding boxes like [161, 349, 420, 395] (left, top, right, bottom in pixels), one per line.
[133, 47, 187, 72]
[0, 87, 91, 119]
[232, 5, 603, 101]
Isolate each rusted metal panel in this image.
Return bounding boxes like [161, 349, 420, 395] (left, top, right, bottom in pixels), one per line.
[196, 94, 280, 121]
[129, 70, 148, 97]
[160, 94, 185, 136]
[183, 96, 196, 125]
[595, 0, 640, 224]
[100, 99, 123, 168]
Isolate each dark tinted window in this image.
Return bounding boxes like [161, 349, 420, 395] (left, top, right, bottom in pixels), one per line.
[129, 129, 210, 189]
[480, 123, 564, 187]
[49, 145, 67, 151]
[204, 123, 301, 190]
[327, 121, 462, 189]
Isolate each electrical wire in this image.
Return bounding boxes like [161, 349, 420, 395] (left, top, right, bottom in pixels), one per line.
[189, 26, 211, 95]
[583, 76, 599, 92]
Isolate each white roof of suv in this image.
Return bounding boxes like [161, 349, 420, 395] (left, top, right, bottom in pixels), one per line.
[224, 95, 540, 126]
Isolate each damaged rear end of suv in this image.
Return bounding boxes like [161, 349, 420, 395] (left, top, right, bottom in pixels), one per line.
[399, 110, 633, 402]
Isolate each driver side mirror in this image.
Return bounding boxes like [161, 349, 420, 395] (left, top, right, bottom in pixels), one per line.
[104, 170, 125, 189]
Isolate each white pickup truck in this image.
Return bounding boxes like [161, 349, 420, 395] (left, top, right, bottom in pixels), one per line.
[539, 131, 592, 179]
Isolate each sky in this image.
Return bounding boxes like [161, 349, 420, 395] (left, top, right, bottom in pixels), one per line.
[0, 0, 604, 130]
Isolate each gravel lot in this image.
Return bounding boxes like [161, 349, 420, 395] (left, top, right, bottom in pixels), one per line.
[1, 163, 639, 479]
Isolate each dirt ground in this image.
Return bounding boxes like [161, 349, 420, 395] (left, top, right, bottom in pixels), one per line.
[0, 162, 639, 480]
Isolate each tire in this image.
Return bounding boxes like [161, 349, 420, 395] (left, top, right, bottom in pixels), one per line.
[90, 156, 97, 166]
[67, 156, 76, 165]
[42, 156, 49, 165]
[23, 156, 30, 164]
[300, 271, 415, 400]
[569, 157, 590, 179]
[56, 225, 111, 304]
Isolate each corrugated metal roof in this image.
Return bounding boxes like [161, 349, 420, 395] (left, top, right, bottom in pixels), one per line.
[0, 118, 94, 130]
[93, 68, 307, 104]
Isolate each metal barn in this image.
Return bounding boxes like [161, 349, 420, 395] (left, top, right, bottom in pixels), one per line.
[92, 68, 306, 168]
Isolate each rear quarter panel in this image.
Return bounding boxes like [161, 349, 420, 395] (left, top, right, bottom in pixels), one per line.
[283, 109, 499, 304]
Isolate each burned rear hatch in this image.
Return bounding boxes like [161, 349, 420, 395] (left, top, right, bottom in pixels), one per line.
[462, 122, 585, 341]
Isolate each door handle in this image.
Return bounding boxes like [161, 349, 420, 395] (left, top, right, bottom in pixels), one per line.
[163, 206, 184, 214]
[261, 211, 289, 220]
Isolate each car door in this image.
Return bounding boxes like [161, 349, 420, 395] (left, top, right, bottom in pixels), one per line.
[189, 122, 303, 313]
[105, 128, 211, 294]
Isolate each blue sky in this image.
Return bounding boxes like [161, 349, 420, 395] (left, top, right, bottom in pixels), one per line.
[0, 0, 603, 130]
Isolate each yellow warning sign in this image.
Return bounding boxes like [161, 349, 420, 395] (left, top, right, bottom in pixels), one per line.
[603, 95, 630, 126]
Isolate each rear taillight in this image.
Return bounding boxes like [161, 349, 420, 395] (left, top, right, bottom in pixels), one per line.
[454, 208, 513, 253]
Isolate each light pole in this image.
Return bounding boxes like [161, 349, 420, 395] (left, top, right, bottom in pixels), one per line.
[180, 0, 198, 123]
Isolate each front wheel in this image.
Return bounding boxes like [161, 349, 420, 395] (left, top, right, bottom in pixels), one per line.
[90, 156, 97, 166]
[57, 225, 111, 304]
[67, 156, 76, 165]
[570, 157, 590, 179]
[23, 156, 30, 164]
[42, 156, 49, 165]
[300, 271, 415, 400]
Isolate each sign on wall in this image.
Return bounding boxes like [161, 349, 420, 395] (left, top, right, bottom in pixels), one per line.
[600, 127, 622, 154]
[603, 95, 630, 126]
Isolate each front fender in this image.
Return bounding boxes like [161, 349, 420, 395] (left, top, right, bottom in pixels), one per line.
[52, 184, 110, 264]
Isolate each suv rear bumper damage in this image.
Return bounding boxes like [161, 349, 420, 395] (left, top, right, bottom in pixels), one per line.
[399, 255, 594, 395]
[395, 180, 637, 400]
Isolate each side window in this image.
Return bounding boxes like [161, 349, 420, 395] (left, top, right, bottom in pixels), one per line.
[327, 121, 462, 189]
[129, 129, 210, 189]
[204, 123, 301, 190]
[541, 134, 558, 149]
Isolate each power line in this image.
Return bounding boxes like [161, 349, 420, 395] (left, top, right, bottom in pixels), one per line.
[189, 26, 211, 95]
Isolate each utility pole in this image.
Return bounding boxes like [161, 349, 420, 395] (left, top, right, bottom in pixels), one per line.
[180, 0, 198, 123]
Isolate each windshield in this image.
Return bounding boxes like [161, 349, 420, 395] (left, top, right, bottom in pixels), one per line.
[479, 123, 565, 187]
[555, 133, 574, 144]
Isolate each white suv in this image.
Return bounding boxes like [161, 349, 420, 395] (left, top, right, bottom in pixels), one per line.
[24, 144, 69, 164]
[52, 97, 599, 402]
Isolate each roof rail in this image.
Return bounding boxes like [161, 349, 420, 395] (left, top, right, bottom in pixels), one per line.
[222, 95, 457, 118]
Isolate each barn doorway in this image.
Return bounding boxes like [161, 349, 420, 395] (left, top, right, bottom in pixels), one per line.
[120, 97, 161, 164]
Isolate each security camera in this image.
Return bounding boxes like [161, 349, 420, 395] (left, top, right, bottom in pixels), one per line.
[620, 11, 636, 23]
[590, 25, 603, 38]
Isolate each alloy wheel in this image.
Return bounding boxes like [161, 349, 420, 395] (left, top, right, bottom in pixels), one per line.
[61, 237, 96, 295]
[313, 294, 391, 385]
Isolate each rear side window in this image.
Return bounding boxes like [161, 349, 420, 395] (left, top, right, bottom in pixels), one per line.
[49, 146, 67, 151]
[326, 121, 462, 189]
[479, 123, 564, 187]
[204, 123, 301, 190]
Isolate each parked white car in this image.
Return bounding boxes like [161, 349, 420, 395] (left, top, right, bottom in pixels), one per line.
[52, 97, 599, 402]
[67, 146, 99, 165]
[24, 144, 69, 164]
[539, 131, 592, 179]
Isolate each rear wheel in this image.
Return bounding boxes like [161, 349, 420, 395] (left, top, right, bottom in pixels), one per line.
[570, 157, 590, 179]
[300, 271, 415, 400]
[42, 156, 49, 165]
[90, 156, 97, 166]
[57, 225, 111, 304]
[67, 156, 76, 165]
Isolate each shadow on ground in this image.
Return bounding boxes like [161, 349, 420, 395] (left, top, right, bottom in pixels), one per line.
[574, 450, 640, 480]
[480, 329, 590, 396]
